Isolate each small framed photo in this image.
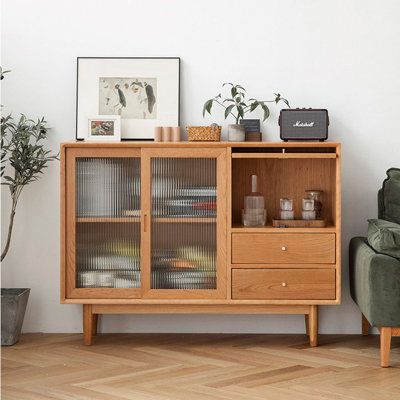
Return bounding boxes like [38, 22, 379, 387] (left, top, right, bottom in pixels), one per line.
[87, 115, 121, 141]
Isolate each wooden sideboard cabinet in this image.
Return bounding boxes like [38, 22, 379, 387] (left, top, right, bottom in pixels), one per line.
[61, 142, 341, 346]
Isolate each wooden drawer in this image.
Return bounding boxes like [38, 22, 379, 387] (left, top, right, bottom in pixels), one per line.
[232, 233, 335, 264]
[232, 268, 336, 300]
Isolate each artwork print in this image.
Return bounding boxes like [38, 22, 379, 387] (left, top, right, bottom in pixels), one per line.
[90, 120, 115, 136]
[99, 77, 157, 120]
[76, 57, 179, 139]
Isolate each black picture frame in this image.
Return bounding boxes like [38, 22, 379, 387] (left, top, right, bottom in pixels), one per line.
[75, 57, 180, 141]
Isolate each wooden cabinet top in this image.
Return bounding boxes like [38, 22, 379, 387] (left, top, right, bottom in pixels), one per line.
[61, 141, 341, 149]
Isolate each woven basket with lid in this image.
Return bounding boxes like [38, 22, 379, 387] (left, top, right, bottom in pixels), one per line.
[186, 125, 221, 141]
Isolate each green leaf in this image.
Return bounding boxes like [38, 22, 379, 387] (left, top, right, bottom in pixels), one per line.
[250, 101, 259, 112]
[282, 97, 290, 108]
[207, 99, 214, 113]
[224, 104, 235, 119]
[236, 85, 246, 91]
[223, 82, 233, 87]
[261, 104, 270, 121]
[223, 99, 235, 103]
[202, 99, 213, 117]
[231, 87, 237, 98]
[274, 93, 291, 108]
[237, 105, 244, 119]
[0, 68, 11, 80]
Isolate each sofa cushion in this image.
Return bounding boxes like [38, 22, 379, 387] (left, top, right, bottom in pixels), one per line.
[350, 237, 400, 327]
[368, 219, 400, 260]
[378, 168, 400, 224]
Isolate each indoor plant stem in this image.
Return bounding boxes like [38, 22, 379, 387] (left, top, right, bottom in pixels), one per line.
[1, 189, 20, 262]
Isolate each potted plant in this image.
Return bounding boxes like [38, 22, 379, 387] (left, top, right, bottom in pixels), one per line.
[1, 69, 58, 345]
[203, 83, 290, 141]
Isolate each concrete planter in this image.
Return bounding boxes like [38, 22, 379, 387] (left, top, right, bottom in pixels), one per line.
[228, 124, 246, 142]
[1, 288, 30, 346]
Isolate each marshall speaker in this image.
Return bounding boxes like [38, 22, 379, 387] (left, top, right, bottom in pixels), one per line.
[279, 108, 329, 141]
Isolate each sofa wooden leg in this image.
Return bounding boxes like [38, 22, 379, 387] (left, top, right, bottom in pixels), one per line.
[83, 304, 93, 346]
[309, 305, 318, 347]
[380, 327, 392, 368]
[362, 314, 370, 336]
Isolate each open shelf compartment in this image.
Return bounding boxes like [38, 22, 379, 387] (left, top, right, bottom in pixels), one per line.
[232, 156, 338, 229]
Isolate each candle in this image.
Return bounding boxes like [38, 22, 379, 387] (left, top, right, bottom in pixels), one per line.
[162, 127, 172, 142]
[171, 127, 181, 142]
[154, 127, 162, 142]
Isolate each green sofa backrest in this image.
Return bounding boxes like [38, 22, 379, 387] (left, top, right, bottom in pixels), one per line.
[378, 168, 400, 224]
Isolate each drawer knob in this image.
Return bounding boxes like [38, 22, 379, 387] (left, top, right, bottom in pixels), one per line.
[281, 282, 287, 287]
[281, 246, 287, 251]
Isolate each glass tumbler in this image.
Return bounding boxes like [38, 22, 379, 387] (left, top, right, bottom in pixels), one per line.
[306, 190, 323, 219]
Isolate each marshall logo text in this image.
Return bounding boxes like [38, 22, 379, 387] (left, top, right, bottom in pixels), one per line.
[293, 121, 315, 128]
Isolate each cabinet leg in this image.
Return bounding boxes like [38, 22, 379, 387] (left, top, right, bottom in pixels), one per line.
[83, 304, 93, 346]
[309, 305, 318, 347]
[380, 327, 392, 368]
[305, 314, 310, 336]
[362, 314, 370, 336]
[92, 314, 98, 336]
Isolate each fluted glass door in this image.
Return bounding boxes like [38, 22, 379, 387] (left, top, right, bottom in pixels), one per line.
[75, 156, 141, 291]
[151, 157, 217, 290]
[142, 148, 226, 298]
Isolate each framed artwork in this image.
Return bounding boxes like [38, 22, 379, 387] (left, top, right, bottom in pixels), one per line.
[76, 57, 180, 140]
[87, 115, 121, 141]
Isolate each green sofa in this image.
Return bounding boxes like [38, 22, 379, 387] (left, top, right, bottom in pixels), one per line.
[349, 168, 400, 367]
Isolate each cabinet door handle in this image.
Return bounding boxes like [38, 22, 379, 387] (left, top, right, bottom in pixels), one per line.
[281, 246, 287, 251]
[281, 282, 287, 287]
[143, 214, 148, 233]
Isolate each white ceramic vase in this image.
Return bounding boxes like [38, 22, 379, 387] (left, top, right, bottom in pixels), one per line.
[228, 124, 245, 142]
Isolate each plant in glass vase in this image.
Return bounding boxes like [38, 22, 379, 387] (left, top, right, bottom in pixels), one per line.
[203, 83, 290, 141]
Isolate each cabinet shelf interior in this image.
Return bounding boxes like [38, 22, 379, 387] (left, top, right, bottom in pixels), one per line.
[232, 158, 337, 227]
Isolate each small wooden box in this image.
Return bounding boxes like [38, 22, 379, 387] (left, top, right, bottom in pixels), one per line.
[245, 132, 262, 142]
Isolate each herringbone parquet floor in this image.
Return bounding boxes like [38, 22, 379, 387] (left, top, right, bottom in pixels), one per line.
[1, 333, 399, 399]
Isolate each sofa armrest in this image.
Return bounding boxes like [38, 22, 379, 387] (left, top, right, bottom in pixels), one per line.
[349, 236, 400, 326]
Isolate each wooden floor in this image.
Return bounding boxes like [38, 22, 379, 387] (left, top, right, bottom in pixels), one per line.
[1, 333, 399, 400]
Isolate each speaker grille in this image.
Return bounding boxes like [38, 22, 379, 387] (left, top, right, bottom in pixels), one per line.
[280, 110, 328, 140]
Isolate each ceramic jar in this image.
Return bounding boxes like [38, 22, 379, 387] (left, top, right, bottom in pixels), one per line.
[228, 124, 245, 142]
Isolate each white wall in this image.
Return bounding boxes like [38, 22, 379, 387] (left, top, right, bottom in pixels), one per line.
[1, 0, 399, 334]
